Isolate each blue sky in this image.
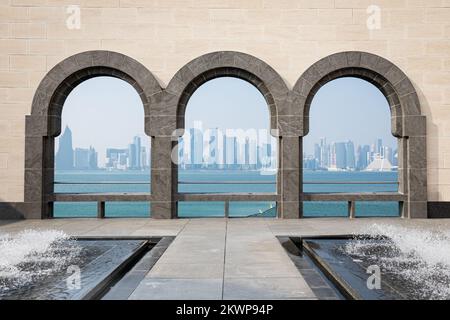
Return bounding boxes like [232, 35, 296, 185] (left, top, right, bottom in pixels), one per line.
[306, 77, 396, 153]
[58, 76, 396, 165]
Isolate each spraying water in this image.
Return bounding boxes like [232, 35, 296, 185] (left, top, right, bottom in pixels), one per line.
[0, 230, 81, 292]
[344, 224, 450, 299]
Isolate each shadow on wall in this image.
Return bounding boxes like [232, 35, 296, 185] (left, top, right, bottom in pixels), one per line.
[0, 201, 26, 220]
[414, 84, 439, 202]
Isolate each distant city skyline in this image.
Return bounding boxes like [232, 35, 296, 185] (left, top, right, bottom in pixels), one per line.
[56, 126, 149, 171]
[304, 77, 397, 154]
[303, 137, 397, 172]
[57, 123, 394, 172]
[56, 76, 397, 169]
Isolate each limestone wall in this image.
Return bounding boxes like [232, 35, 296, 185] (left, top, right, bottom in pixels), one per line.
[0, 0, 449, 202]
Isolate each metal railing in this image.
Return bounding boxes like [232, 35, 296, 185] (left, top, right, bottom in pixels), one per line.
[52, 180, 402, 218]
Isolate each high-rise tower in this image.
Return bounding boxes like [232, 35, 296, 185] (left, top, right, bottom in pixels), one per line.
[55, 125, 74, 170]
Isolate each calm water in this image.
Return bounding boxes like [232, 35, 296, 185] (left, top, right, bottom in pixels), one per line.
[54, 170, 399, 218]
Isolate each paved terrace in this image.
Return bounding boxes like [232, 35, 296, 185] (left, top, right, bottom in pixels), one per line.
[1, 218, 449, 300]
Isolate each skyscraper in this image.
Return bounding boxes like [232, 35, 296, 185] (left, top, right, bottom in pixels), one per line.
[225, 136, 237, 168]
[106, 148, 128, 170]
[190, 128, 203, 168]
[334, 142, 347, 169]
[74, 148, 89, 170]
[88, 146, 98, 169]
[314, 143, 321, 165]
[141, 146, 147, 169]
[134, 136, 141, 169]
[345, 141, 355, 170]
[319, 137, 329, 168]
[356, 145, 371, 170]
[244, 138, 250, 166]
[128, 143, 136, 169]
[205, 128, 218, 167]
[55, 125, 74, 170]
[249, 139, 257, 169]
[376, 138, 383, 155]
[260, 143, 272, 168]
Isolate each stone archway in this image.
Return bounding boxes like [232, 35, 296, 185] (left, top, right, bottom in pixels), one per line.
[24, 50, 161, 219]
[292, 51, 427, 218]
[23, 50, 427, 219]
[147, 51, 300, 218]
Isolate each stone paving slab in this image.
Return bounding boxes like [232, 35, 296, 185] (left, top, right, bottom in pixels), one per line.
[148, 263, 224, 279]
[129, 278, 223, 300]
[223, 277, 316, 300]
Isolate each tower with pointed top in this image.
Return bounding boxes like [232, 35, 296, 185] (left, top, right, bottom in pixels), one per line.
[56, 126, 74, 170]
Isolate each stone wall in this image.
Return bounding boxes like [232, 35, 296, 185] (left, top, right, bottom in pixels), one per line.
[0, 0, 449, 206]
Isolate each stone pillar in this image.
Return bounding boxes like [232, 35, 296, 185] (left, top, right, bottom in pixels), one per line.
[403, 115, 427, 218]
[24, 115, 53, 219]
[397, 137, 408, 217]
[150, 136, 177, 218]
[279, 136, 302, 218]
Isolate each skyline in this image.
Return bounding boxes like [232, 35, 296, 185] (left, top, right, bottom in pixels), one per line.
[57, 76, 397, 166]
[304, 137, 397, 172]
[56, 124, 393, 172]
[304, 77, 396, 154]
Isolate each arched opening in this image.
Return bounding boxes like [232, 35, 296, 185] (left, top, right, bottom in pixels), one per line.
[296, 52, 427, 219]
[53, 77, 150, 217]
[177, 77, 278, 217]
[24, 51, 160, 219]
[303, 77, 398, 217]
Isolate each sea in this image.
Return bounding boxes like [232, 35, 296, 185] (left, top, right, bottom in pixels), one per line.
[54, 170, 399, 218]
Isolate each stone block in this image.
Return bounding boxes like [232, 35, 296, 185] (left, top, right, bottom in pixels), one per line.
[278, 115, 303, 137]
[408, 201, 428, 219]
[408, 136, 427, 169]
[280, 201, 301, 219]
[403, 115, 426, 137]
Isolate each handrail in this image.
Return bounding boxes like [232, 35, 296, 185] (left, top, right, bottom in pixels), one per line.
[50, 190, 404, 219]
[54, 181, 150, 185]
[303, 181, 398, 185]
[179, 181, 275, 185]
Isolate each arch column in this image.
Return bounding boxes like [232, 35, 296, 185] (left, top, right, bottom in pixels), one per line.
[150, 136, 177, 219]
[279, 136, 302, 218]
[24, 116, 54, 218]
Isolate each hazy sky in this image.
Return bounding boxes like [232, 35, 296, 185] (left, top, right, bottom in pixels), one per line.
[185, 77, 270, 130]
[305, 77, 396, 154]
[59, 77, 147, 166]
[57, 76, 396, 166]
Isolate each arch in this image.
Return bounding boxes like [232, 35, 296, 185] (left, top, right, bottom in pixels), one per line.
[22, 50, 427, 220]
[147, 51, 290, 218]
[24, 51, 161, 218]
[147, 51, 290, 137]
[292, 51, 427, 218]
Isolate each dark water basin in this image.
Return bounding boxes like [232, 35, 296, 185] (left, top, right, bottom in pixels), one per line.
[303, 237, 450, 300]
[0, 239, 148, 300]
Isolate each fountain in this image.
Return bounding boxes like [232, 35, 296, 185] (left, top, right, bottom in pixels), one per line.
[294, 224, 450, 300]
[0, 230, 149, 300]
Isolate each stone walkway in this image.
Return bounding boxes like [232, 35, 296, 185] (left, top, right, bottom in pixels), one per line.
[1, 217, 449, 299]
[129, 219, 315, 300]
